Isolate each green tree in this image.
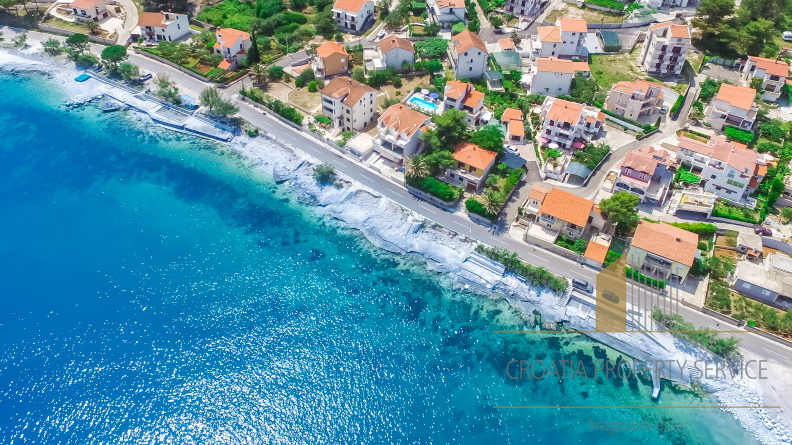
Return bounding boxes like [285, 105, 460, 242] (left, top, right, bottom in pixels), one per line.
[199, 87, 239, 116]
[247, 30, 261, 64]
[781, 207, 792, 223]
[101, 45, 127, 71]
[414, 38, 448, 59]
[480, 190, 506, 216]
[405, 155, 430, 179]
[691, 0, 735, 40]
[569, 74, 599, 104]
[42, 38, 62, 55]
[423, 150, 455, 175]
[352, 67, 367, 83]
[490, 16, 503, 28]
[703, 256, 736, 280]
[118, 62, 140, 81]
[424, 109, 468, 151]
[268, 64, 284, 80]
[313, 163, 336, 184]
[469, 126, 504, 152]
[65, 33, 90, 57]
[12, 32, 26, 48]
[85, 20, 101, 35]
[698, 78, 722, 103]
[598, 191, 640, 235]
[154, 74, 181, 104]
[451, 22, 466, 34]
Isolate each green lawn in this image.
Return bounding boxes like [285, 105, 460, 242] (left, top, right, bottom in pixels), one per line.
[589, 49, 644, 90]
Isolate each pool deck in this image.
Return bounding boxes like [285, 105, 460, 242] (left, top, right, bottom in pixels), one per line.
[404, 92, 444, 115]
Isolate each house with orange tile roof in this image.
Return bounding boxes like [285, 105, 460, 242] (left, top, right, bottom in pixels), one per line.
[528, 18, 588, 60]
[741, 56, 790, 102]
[427, 0, 466, 29]
[705, 83, 758, 132]
[376, 35, 414, 70]
[445, 142, 498, 192]
[313, 41, 350, 78]
[137, 11, 190, 42]
[449, 30, 489, 79]
[526, 57, 590, 96]
[605, 79, 664, 122]
[521, 185, 549, 216]
[504, 0, 541, 18]
[320, 76, 377, 131]
[374, 104, 432, 163]
[525, 187, 607, 244]
[675, 134, 770, 205]
[611, 145, 676, 205]
[500, 107, 525, 144]
[539, 97, 604, 149]
[213, 28, 251, 71]
[627, 221, 698, 284]
[639, 21, 690, 76]
[69, 0, 108, 22]
[443, 80, 486, 126]
[332, 0, 374, 33]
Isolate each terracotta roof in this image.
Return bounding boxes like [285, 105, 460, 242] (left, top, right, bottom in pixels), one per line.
[216, 28, 250, 50]
[463, 89, 485, 108]
[138, 12, 167, 27]
[631, 221, 697, 267]
[714, 83, 756, 111]
[218, 59, 232, 70]
[507, 119, 524, 138]
[378, 35, 414, 53]
[444, 80, 471, 100]
[379, 104, 430, 137]
[648, 21, 691, 39]
[333, 0, 370, 11]
[545, 98, 584, 124]
[620, 146, 673, 175]
[501, 107, 523, 122]
[558, 17, 587, 33]
[611, 79, 664, 96]
[536, 57, 590, 74]
[537, 188, 594, 227]
[316, 41, 348, 59]
[437, 0, 465, 7]
[498, 38, 515, 50]
[451, 30, 488, 55]
[754, 163, 768, 177]
[452, 142, 498, 171]
[71, 0, 101, 9]
[536, 26, 562, 43]
[677, 135, 760, 173]
[584, 241, 609, 264]
[528, 185, 548, 202]
[320, 76, 376, 107]
[748, 56, 790, 78]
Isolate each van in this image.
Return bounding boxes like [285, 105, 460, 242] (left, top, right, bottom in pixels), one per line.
[572, 278, 594, 294]
[602, 290, 619, 303]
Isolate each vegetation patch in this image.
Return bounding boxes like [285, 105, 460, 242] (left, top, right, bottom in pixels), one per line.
[475, 245, 569, 293]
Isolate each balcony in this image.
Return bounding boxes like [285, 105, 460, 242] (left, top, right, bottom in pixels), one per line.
[374, 138, 405, 161]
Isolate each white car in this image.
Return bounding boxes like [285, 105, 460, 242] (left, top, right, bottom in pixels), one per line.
[377, 30, 386, 40]
[783, 31, 792, 42]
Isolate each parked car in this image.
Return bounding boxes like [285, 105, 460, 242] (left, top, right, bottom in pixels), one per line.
[754, 225, 773, 236]
[660, 105, 669, 114]
[138, 72, 153, 82]
[572, 278, 594, 294]
[377, 30, 386, 40]
[783, 31, 792, 42]
[601, 290, 619, 303]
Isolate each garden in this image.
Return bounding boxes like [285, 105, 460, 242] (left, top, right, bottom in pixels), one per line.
[554, 235, 588, 254]
[712, 199, 763, 224]
[673, 164, 701, 186]
[465, 164, 524, 220]
[570, 142, 611, 170]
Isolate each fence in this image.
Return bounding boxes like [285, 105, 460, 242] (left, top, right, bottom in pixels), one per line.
[708, 216, 756, 227]
[702, 307, 744, 326]
[407, 186, 460, 211]
[38, 24, 117, 45]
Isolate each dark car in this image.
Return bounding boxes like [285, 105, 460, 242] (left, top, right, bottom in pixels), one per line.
[572, 278, 594, 294]
[601, 290, 619, 304]
[754, 226, 773, 236]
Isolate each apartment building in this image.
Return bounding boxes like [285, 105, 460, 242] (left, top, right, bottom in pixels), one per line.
[741, 56, 790, 102]
[605, 79, 664, 121]
[378, 35, 415, 70]
[449, 30, 489, 79]
[676, 134, 769, 204]
[373, 104, 432, 163]
[612, 145, 676, 205]
[529, 17, 587, 60]
[332, 0, 375, 33]
[526, 57, 590, 96]
[539, 97, 604, 149]
[320, 76, 377, 132]
[313, 41, 350, 78]
[214, 28, 251, 71]
[445, 142, 498, 193]
[504, 0, 541, 17]
[137, 11, 190, 42]
[705, 83, 758, 131]
[639, 21, 691, 76]
[627, 221, 698, 284]
[427, 0, 466, 28]
[443, 81, 485, 126]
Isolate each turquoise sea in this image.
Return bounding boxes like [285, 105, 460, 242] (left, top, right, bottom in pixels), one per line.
[0, 72, 761, 444]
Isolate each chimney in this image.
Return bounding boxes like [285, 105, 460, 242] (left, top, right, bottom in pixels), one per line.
[675, 238, 681, 242]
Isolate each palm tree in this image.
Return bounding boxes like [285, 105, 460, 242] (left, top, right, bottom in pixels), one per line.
[405, 155, 430, 179]
[249, 63, 267, 85]
[480, 190, 505, 217]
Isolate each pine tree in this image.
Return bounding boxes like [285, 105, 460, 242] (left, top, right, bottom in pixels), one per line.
[247, 31, 261, 65]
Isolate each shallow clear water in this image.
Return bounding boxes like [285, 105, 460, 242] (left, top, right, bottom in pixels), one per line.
[0, 73, 759, 444]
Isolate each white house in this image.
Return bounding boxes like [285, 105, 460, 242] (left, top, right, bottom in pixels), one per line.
[529, 17, 587, 60]
[676, 135, 770, 205]
[70, 0, 108, 22]
[526, 57, 590, 96]
[449, 30, 489, 79]
[213, 28, 251, 71]
[378, 35, 415, 71]
[639, 21, 691, 76]
[705, 83, 758, 132]
[320, 76, 377, 132]
[374, 104, 432, 163]
[504, 0, 541, 18]
[642, 0, 692, 9]
[539, 97, 604, 149]
[741, 56, 790, 102]
[443, 80, 485, 126]
[332, 0, 375, 33]
[427, 0, 466, 29]
[605, 79, 664, 121]
[137, 11, 190, 42]
[612, 145, 676, 205]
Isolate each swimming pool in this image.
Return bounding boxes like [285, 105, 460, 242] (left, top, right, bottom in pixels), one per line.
[407, 96, 440, 113]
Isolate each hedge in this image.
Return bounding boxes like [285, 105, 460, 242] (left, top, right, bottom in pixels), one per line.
[724, 126, 754, 144]
[413, 177, 462, 202]
[666, 222, 717, 236]
[669, 94, 685, 115]
[626, 266, 666, 289]
[475, 245, 569, 293]
[586, 0, 625, 10]
[466, 198, 497, 220]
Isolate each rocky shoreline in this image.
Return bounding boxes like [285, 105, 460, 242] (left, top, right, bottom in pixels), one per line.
[1, 44, 790, 444]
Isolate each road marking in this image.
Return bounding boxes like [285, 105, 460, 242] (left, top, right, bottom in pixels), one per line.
[760, 347, 790, 360]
